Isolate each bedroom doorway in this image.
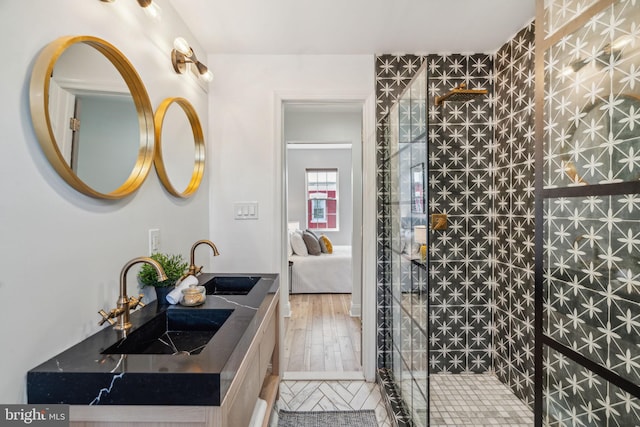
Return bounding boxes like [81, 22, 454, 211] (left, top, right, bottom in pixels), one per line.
[282, 101, 364, 379]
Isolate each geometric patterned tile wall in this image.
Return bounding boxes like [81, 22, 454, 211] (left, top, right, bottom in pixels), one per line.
[540, 0, 640, 424]
[375, 22, 538, 420]
[494, 20, 536, 408]
[426, 52, 496, 374]
[375, 3, 640, 424]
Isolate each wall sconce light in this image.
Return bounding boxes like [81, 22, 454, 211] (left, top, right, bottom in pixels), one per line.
[171, 37, 214, 82]
[99, 0, 161, 20]
[136, 0, 161, 20]
[564, 35, 632, 75]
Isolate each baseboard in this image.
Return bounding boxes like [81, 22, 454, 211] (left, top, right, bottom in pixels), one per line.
[349, 302, 361, 317]
[282, 300, 291, 317]
[282, 371, 365, 381]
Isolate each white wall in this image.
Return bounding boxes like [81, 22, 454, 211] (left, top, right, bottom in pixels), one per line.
[284, 110, 363, 143]
[0, 0, 209, 403]
[207, 55, 374, 273]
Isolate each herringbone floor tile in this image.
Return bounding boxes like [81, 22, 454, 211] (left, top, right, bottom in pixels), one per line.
[273, 380, 391, 426]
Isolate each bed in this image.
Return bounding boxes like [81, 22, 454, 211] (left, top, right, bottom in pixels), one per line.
[289, 245, 352, 293]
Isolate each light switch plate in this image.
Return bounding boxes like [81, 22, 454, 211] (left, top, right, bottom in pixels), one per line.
[234, 202, 259, 220]
[149, 229, 160, 254]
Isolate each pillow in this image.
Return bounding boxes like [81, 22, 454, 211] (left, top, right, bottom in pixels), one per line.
[319, 235, 333, 254]
[302, 230, 322, 256]
[290, 231, 308, 256]
[306, 229, 320, 240]
[318, 235, 329, 253]
[287, 231, 294, 257]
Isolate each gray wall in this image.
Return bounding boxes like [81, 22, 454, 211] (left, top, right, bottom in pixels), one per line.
[287, 148, 352, 245]
[284, 108, 362, 246]
[285, 110, 362, 143]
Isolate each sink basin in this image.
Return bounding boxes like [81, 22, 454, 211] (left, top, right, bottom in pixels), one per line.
[202, 276, 261, 295]
[102, 309, 233, 355]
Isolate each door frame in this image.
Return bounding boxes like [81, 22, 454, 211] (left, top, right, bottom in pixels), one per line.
[274, 90, 376, 381]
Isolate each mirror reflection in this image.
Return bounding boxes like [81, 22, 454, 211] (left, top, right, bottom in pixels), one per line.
[562, 94, 640, 184]
[30, 36, 154, 199]
[49, 43, 139, 194]
[160, 102, 196, 191]
[154, 98, 205, 198]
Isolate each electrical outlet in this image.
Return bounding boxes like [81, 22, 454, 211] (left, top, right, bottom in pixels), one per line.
[149, 229, 160, 255]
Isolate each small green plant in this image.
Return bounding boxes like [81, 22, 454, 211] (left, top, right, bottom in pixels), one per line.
[138, 253, 188, 288]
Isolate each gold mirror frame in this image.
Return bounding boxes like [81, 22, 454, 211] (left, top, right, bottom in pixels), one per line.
[153, 97, 205, 198]
[29, 35, 155, 199]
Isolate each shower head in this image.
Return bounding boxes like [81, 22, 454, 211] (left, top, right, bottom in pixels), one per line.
[435, 83, 487, 106]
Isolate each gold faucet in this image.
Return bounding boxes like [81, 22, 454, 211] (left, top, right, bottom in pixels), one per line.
[182, 240, 220, 279]
[98, 256, 168, 331]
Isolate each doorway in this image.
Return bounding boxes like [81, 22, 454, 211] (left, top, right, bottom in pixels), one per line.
[282, 101, 364, 379]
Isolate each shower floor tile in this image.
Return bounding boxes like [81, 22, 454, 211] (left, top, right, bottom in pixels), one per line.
[430, 373, 533, 426]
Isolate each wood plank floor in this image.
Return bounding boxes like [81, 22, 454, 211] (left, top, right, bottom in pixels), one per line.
[283, 294, 362, 372]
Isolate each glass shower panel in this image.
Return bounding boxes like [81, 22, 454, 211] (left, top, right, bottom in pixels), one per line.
[409, 67, 427, 142]
[539, 1, 640, 425]
[388, 64, 429, 426]
[544, 194, 640, 386]
[543, 0, 598, 38]
[544, 346, 640, 425]
[389, 103, 403, 258]
[543, 0, 640, 188]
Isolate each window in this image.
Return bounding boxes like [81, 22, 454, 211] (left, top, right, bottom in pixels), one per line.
[306, 169, 338, 231]
[310, 199, 327, 223]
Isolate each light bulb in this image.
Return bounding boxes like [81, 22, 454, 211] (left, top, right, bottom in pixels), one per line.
[173, 37, 191, 57]
[611, 36, 632, 50]
[561, 66, 574, 76]
[201, 70, 214, 82]
[143, 1, 161, 21]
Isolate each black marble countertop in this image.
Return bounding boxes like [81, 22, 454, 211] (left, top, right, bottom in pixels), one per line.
[27, 273, 279, 406]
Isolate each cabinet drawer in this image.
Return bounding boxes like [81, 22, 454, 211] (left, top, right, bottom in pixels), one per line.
[227, 355, 260, 427]
[259, 310, 276, 379]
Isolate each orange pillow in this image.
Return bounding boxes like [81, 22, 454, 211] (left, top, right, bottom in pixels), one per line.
[319, 235, 333, 254]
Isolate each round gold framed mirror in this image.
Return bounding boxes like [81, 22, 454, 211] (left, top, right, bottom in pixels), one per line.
[153, 97, 205, 198]
[29, 35, 155, 199]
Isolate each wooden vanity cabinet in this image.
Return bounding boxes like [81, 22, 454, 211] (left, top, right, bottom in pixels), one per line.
[222, 292, 279, 427]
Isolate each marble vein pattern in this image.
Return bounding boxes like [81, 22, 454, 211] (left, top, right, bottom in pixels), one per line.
[209, 295, 259, 310]
[90, 373, 124, 405]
